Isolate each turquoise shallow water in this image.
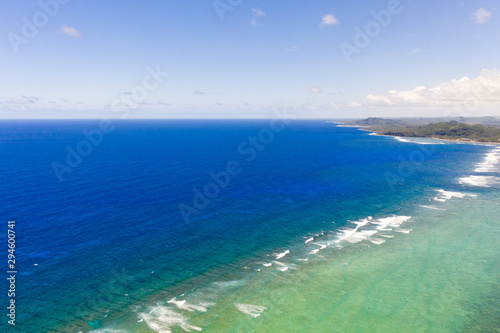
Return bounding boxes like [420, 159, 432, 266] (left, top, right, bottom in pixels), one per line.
[0, 120, 498, 332]
[190, 192, 500, 333]
[91, 192, 500, 333]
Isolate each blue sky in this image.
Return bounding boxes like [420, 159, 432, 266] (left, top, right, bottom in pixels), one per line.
[1, 0, 499, 118]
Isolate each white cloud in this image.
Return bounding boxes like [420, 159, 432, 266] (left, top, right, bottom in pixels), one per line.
[252, 8, 265, 17]
[363, 69, 500, 110]
[321, 14, 339, 26]
[251, 8, 265, 26]
[58, 25, 82, 38]
[347, 101, 362, 107]
[471, 7, 492, 24]
[309, 86, 322, 94]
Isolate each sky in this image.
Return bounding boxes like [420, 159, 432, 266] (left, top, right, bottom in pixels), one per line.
[0, 0, 499, 119]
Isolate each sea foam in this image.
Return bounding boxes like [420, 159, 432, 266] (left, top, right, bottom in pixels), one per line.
[474, 147, 500, 173]
[419, 205, 446, 211]
[374, 216, 411, 230]
[312, 243, 327, 250]
[234, 303, 267, 318]
[167, 297, 213, 312]
[394, 136, 444, 145]
[433, 189, 468, 202]
[369, 238, 386, 245]
[333, 216, 411, 247]
[275, 250, 290, 259]
[139, 304, 202, 333]
[459, 175, 498, 187]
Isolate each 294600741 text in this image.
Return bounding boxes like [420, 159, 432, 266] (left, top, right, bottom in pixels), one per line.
[7, 220, 16, 326]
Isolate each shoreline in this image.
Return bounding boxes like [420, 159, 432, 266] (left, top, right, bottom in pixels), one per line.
[337, 123, 500, 146]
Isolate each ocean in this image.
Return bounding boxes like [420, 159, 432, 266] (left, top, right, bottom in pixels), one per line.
[0, 119, 498, 332]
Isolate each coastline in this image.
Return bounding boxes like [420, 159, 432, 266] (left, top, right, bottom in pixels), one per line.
[337, 122, 500, 146]
[428, 136, 500, 145]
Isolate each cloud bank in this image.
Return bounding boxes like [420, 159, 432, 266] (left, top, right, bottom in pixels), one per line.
[362, 69, 500, 111]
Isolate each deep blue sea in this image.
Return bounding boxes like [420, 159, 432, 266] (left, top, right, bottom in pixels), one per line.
[0, 119, 495, 332]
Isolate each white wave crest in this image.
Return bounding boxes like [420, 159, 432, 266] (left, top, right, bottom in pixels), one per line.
[312, 243, 327, 250]
[274, 250, 290, 259]
[369, 238, 386, 245]
[459, 175, 498, 187]
[433, 189, 474, 202]
[394, 136, 444, 145]
[374, 216, 411, 231]
[167, 298, 213, 312]
[331, 215, 411, 247]
[139, 305, 202, 333]
[234, 303, 267, 318]
[419, 205, 446, 211]
[474, 147, 500, 173]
